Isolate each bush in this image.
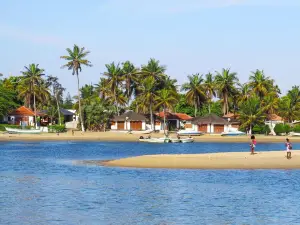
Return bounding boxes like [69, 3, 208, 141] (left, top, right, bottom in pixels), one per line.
[252, 125, 263, 134]
[293, 125, 300, 133]
[48, 125, 66, 133]
[284, 124, 291, 134]
[263, 125, 271, 135]
[274, 124, 288, 135]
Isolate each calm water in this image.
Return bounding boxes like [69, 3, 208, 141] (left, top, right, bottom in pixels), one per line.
[1, 141, 300, 225]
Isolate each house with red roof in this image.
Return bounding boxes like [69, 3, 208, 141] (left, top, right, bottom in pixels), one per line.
[155, 111, 193, 131]
[4, 106, 37, 126]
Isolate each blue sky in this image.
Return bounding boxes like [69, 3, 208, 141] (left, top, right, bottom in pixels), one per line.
[1, 0, 300, 96]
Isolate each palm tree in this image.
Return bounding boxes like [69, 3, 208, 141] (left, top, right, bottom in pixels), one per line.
[103, 62, 124, 115]
[47, 75, 65, 125]
[20, 64, 45, 128]
[279, 86, 300, 122]
[136, 77, 157, 130]
[95, 78, 110, 99]
[215, 68, 239, 115]
[122, 61, 139, 101]
[155, 89, 178, 135]
[181, 74, 206, 117]
[141, 58, 166, 82]
[203, 73, 216, 114]
[239, 97, 266, 134]
[249, 70, 274, 100]
[238, 83, 251, 104]
[60, 44, 92, 132]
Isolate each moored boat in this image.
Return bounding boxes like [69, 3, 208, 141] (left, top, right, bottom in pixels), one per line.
[221, 131, 245, 136]
[180, 138, 194, 143]
[139, 137, 170, 143]
[177, 130, 203, 136]
[5, 127, 42, 134]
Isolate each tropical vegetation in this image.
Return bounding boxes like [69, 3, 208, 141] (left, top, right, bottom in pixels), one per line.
[1, 45, 300, 133]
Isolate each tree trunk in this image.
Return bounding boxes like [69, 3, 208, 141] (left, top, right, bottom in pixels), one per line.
[208, 102, 211, 114]
[55, 93, 62, 126]
[194, 97, 197, 117]
[163, 105, 166, 136]
[33, 91, 37, 129]
[77, 74, 85, 132]
[150, 97, 153, 130]
[114, 86, 119, 116]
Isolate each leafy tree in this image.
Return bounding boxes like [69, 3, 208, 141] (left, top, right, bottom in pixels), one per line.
[239, 97, 265, 134]
[20, 64, 47, 128]
[63, 92, 74, 109]
[215, 68, 239, 115]
[278, 86, 300, 122]
[203, 73, 216, 114]
[60, 44, 92, 132]
[155, 89, 178, 134]
[181, 74, 206, 117]
[103, 62, 124, 115]
[249, 70, 275, 100]
[174, 94, 194, 116]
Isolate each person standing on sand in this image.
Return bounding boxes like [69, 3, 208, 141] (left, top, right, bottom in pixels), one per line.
[250, 135, 256, 155]
[285, 138, 292, 159]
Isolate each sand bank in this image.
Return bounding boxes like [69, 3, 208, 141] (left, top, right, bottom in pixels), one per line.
[0, 131, 299, 143]
[98, 151, 300, 169]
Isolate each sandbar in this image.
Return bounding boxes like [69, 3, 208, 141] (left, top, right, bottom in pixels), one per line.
[98, 151, 300, 169]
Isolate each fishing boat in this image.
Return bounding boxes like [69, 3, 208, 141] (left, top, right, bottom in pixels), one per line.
[177, 130, 203, 136]
[169, 138, 181, 143]
[5, 127, 42, 134]
[180, 138, 194, 143]
[139, 137, 170, 143]
[221, 130, 246, 136]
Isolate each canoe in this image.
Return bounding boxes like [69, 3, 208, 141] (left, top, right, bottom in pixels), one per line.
[221, 131, 246, 136]
[5, 127, 42, 134]
[169, 138, 181, 143]
[177, 130, 204, 136]
[180, 138, 194, 143]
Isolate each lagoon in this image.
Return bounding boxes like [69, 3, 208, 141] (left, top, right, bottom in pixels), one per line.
[1, 141, 300, 225]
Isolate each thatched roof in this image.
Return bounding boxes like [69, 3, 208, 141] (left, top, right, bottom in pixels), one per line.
[191, 114, 229, 125]
[112, 111, 146, 121]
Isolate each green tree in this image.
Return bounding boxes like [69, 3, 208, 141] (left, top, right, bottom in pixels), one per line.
[278, 86, 300, 122]
[155, 89, 178, 134]
[63, 92, 74, 109]
[141, 58, 166, 82]
[203, 73, 216, 114]
[60, 44, 92, 132]
[136, 77, 157, 130]
[239, 97, 265, 134]
[20, 64, 46, 128]
[103, 62, 124, 115]
[249, 70, 275, 100]
[181, 74, 206, 117]
[122, 61, 139, 101]
[215, 68, 239, 115]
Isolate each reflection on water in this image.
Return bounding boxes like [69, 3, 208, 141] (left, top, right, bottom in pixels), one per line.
[1, 141, 300, 225]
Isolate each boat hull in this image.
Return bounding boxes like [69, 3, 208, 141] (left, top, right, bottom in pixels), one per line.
[221, 132, 245, 136]
[5, 127, 42, 134]
[180, 138, 194, 143]
[177, 131, 203, 136]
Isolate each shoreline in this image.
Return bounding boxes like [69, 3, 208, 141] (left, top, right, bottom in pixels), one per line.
[97, 151, 300, 169]
[0, 132, 299, 143]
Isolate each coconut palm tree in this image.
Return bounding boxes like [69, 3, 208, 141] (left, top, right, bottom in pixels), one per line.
[60, 44, 92, 132]
[47, 75, 65, 125]
[20, 64, 46, 128]
[122, 61, 139, 101]
[279, 86, 300, 122]
[155, 89, 178, 134]
[239, 97, 266, 134]
[249, 70, 274, 100]
[141, 58, 166, 82]
[203, 73, 216, 114]
[103, 62, 124, 115]
[215, 68, 239, 115]
[181, 74, 206, 117]
[136, 76, 157, 130]
[238, 83, 251, 104]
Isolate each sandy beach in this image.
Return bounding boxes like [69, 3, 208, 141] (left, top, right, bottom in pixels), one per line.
[98, 151, 300, 169]
[0, 131, 299, 143]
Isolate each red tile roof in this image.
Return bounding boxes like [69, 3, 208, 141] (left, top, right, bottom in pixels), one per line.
[267, 114, 283, 121]
[9, 106, 35, 116]
[156, 112, 192, 120]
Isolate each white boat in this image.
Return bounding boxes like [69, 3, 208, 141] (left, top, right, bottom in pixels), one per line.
[5, 127, 42, 134]
[169, 138, 181, 143]
[289, 132, 300, 137]
[139, 138, 170, 143]
[180, 138, 194, 143]
[221, 130, 246, 136]
[177, 130, 203, 136]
